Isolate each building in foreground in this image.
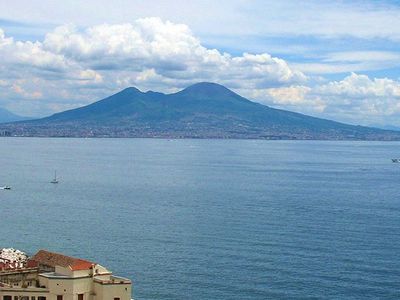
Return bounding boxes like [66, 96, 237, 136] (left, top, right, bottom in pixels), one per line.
[0, 250, 132, 300]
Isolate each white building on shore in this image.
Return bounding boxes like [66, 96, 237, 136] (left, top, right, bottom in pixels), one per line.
[0, 250, 132, 300]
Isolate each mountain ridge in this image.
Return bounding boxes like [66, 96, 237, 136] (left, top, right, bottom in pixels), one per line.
[1, 82, 399, 140]
[0, 107, 31, 124]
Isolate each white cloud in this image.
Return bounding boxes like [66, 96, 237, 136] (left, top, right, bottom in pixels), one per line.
[315, 73, 400, 99]
[293, 50, 400, 75]
[0, 29, 12, 46]
[2, 1, 400, 41]
[264, 86, 312, 105]
[312, 73, 400, 125]
[254, 73, 400, 126]
[241, 85, 326, 115]
[40, 19, 306, 87]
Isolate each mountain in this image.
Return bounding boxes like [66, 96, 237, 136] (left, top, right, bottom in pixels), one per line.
[0, 107, 31, 123]
[1, 82, 400, 140]
[376, 125, 400, 132]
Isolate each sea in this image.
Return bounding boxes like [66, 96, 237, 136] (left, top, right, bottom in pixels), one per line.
[0, 138, 399, 300]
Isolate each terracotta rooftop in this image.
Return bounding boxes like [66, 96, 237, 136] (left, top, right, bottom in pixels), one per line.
[31, 250, 94, 271]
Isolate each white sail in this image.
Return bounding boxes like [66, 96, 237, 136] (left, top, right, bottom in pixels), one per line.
[51, 170, 59, 183]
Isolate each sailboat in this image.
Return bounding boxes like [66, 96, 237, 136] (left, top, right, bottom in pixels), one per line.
[51, 170, 59, 184]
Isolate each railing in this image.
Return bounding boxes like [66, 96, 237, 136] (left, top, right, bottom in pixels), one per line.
[0, 267, 38, 275]
[93, 276, 131, 285]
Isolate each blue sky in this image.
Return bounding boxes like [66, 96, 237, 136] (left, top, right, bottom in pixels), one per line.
[0, 0, 400, 127]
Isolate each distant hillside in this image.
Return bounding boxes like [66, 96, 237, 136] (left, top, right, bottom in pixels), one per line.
[1, 82, 400, 140]
[378, 125, 400, 132]
[0, 107, 31, 123]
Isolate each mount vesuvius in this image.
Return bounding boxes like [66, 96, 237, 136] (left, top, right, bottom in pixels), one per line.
[2, 82, 399, 140]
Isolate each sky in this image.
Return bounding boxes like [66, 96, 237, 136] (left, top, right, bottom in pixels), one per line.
[0, 0, 400, 127]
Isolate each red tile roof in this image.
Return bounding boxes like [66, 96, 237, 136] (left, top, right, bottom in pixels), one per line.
[31, 250, 94, 271]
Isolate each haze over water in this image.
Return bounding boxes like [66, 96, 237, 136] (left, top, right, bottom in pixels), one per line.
[0, 138, 399, 300]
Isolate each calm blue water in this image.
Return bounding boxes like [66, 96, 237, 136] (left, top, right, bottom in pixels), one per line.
[0, 138, 399, 299]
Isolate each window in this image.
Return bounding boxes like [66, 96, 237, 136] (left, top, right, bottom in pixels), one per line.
[38, 297, 46, 300]
[114, 298, 120, 300]
[57, 296, 63, 300]
[21, 297, 29, 300]
[32, 297, 36, 300]
[14, 296, 18, 300]
[3, 296, 12, 300]
[78, 295, 83, 300]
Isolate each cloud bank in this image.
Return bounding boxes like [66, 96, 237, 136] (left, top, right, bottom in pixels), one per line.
[259, 73, 400, 125]
[3, 0, 400, 41]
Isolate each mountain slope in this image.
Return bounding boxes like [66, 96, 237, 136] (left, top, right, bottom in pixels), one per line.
[0, 107, 31, 123]
[2, 82, 400, 140]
